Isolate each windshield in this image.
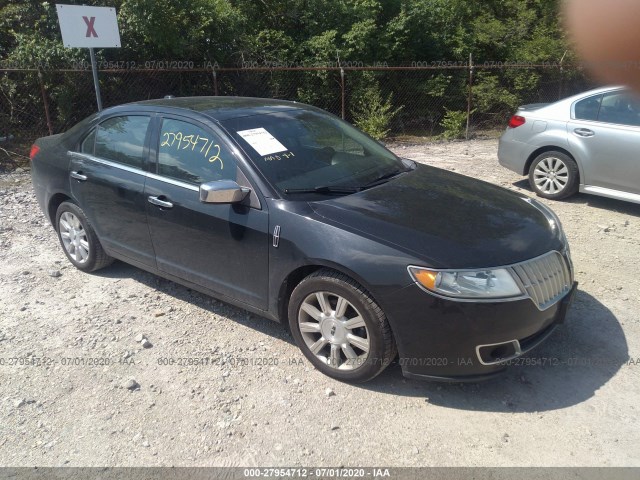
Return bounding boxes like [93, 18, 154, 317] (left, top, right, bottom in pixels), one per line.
[220, 109, 406, 196]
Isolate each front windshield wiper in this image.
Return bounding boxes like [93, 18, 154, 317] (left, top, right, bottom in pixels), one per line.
[284, 185, 361, 195]
[360, 168, 410, 190]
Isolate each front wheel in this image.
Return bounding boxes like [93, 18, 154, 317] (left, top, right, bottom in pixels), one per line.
[55, 201, 113, 272]
[288, 269, 397, 383]
[528, 151, 579, 200]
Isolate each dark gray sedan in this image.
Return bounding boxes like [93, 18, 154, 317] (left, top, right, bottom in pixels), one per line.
[499, 86, 640, 204]
[30, 97, 576, 383]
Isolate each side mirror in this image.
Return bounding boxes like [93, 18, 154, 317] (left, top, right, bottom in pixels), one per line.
[199, 180, 251, 204]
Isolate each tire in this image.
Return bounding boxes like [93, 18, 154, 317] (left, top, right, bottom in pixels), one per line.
[55, 201, 113, 272]
[528, 151, 579, 200]
[288, 269, 397, 383]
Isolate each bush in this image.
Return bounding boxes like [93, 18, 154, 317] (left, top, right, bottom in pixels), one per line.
[351, 83, 403, 140]
[439, 109, 468, 140]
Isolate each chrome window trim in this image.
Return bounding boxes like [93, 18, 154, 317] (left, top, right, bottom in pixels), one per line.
[69, 151, 199, 192]
[68, 151, 145, 176]
[146, 172, 199, 192]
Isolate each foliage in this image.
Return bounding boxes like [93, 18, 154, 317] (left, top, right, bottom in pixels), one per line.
[439, 109, 468, 140]
[351, 76, 403, 140]
[0, 0, 572, 139]
[1, 0, 568, 68]
[472, 73, 521, 115]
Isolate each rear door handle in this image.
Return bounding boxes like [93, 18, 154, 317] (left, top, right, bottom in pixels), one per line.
[574, 128, 595, 137]
[147, 195, 174, 209]
[70, 171, 87, 181]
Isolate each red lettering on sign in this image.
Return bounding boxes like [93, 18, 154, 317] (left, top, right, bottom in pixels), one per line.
[83, 16, 98, 38]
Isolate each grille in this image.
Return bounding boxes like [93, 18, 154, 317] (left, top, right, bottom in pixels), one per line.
[509, 251, 572, 310]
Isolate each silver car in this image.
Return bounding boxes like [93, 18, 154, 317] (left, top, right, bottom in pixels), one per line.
[498, 86, 640, 204]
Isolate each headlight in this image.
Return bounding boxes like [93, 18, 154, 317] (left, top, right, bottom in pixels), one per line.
[408, 266, 524, 300]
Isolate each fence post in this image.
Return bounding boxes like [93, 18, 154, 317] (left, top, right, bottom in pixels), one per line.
[558, 50, 567, 100]
[37, 68, 54, 136]
[212, 68, 218, 96]
[465, 53, 474, 141]
[340, 67, 345, 120]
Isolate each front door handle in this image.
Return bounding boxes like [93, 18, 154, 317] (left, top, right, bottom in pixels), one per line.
[147, 195, 174, 209]
[574, 128, 595, 137]
[70, 171, 87, 181]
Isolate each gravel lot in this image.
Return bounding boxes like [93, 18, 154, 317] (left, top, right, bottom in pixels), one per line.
[0, 139, 639, 467]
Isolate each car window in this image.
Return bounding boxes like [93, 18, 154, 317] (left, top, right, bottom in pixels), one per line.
[293, 118, 365, 156]
[597, 91, 640, 126]
[157, 118, 237, 185]
[80, 128, 96, 154]
[574, 94, 602, 121]
[221, 110, 403, 195]
[95, 116, 151, 169]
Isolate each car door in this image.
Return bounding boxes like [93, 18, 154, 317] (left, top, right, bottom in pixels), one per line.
[144, 114, 269, 309]
[568, 90, 640, 194]
[69, 114, 156, 267]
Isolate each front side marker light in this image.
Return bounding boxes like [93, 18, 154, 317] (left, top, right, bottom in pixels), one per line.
[413, 269, 438, 290]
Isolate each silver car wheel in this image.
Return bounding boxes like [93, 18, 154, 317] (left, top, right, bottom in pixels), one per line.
[533, 157, 569, 195]
[298, 291, 370, 371]
[59, 211, 90, 264]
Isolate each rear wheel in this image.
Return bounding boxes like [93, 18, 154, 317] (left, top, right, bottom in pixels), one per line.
[288, 269, 397, 383]
[529, 151, 579, 200]
[55, 201, 113, 272]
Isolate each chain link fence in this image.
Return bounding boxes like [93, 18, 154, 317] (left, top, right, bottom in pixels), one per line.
[0, 64, 597, 170]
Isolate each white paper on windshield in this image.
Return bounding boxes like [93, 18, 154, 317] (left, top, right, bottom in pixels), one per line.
[237, 128, 288, 156]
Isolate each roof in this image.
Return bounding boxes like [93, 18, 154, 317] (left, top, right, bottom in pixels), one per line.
[127, 96, 310, 121]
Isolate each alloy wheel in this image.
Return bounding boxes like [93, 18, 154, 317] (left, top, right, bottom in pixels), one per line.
[298, 291, 370, 370]
[58, 211, 90, 264]
[533, 157, 569, 195]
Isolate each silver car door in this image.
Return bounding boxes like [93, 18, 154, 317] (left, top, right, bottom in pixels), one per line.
[568, 90, 640, 195]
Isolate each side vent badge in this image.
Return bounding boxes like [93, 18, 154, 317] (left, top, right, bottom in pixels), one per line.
[273, 225, 281, 248]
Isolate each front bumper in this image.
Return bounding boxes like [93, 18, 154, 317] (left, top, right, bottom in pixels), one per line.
[382, 281, 577, 381]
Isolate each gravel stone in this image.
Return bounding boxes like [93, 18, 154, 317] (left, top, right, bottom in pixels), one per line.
[123, 379, 140, 391]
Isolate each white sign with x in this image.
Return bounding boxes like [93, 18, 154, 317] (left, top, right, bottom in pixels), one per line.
[56, 4, 121, 48]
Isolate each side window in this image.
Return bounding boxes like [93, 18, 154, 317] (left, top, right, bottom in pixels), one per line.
[80, 128, 96, 154]
[597, 91, 640, 126]
[95, 116, 150, 169]
[574, 95, 602, 121]
[158, 118, 237, 185]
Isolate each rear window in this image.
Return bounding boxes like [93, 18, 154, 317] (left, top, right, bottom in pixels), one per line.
[95, 115, 151, 169]
[574, 94, 602, 121]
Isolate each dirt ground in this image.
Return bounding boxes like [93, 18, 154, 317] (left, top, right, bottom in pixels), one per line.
[0, 139, 638, 467]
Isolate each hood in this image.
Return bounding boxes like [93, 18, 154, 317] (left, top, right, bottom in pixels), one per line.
[310, 164, 563, 269]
